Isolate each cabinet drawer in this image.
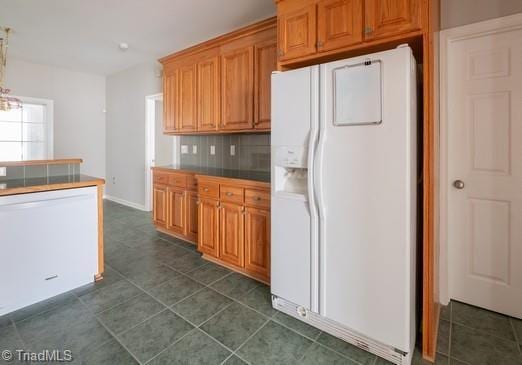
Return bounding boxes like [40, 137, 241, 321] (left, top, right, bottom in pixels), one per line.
[198, 180, 219, 199]
[169, 173, 187, 188]
[245, 189, 270, 209]
[186, 175, 198, 191]
[220, 185, 244, 204]
[153, 173, 169, 185]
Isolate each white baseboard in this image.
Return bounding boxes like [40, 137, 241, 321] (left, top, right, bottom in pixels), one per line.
[104, 194, 149, 211]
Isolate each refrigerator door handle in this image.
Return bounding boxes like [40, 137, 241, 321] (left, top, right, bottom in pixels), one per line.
[308, 66, 321, 313]
[313, 65, 328, 315]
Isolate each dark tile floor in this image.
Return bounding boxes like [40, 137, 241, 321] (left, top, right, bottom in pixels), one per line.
[1, 200, 520, 364]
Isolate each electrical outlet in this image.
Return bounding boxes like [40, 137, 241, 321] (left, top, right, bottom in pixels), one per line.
[0, 167, 6, 177]
[181, 145, 189, 154]
[192, 145, 198, 154]
[210, 145, 216, 155]
[112, 177, 116, 185]
[230, 145, 236, 156]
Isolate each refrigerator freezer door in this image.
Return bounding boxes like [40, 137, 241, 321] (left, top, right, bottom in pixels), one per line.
[316, 47, 417, 352]
[271, 67, 317, 148]
[271, 196, 311, 309]
[271, 66, 319, 311]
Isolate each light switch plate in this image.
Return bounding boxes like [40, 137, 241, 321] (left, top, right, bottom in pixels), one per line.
[210, 145, 216, 155]
[230, 145, 236, 156]
[181, 145, 189, 154]
[0, 167, 5, 177]
[192, 145, 198, 154]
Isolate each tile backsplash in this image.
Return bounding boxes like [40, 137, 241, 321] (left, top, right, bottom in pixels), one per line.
[180, 134, 270, 172]
[0, 163, 80, 181]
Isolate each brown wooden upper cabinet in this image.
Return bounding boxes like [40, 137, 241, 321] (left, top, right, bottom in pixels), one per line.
[221, 46, 254, 131]
[317, 0, 363, 52]
[254, 40, 277, 130]
[163, 70, 177, 133]
[275, 0, 424, 65]
[159, 18, 276, 134]
[363, 0, 421, 41]
[177, 64, 197, 132]
[197, 56, 220, 132]
[278, 3, 317, 61]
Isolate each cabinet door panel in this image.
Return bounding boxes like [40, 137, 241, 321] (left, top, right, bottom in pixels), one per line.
[187, 191, 198, 243]
[178, 64, 197, 132]
[278, 5, 317, 61]
[167, 188, 186, 235]
[219, 202, 244, 268]
[198, 198, 219, 257]
[221, 47, 254, 130]
[197, 56, 220, 132]
[364, 0, 421, 40]
[317, 0, 363, 52]
[254, 41, 277, 130]
[163, 71, 177, 133]
[153, 184, 168, 227]
[244, 207, 270, 279]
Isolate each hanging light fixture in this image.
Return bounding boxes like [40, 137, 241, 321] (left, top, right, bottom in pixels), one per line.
[0, 27, 22, 111]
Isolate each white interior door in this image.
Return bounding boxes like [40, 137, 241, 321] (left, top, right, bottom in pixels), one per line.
[446, 19, 522, 318]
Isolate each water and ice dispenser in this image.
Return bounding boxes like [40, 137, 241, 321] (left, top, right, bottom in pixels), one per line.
[273, 146, 308, 197]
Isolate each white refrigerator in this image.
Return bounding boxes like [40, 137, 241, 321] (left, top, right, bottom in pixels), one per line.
[271, 46, 417, 365]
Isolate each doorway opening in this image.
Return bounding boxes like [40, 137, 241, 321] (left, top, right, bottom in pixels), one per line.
[145, 93, 178, 211]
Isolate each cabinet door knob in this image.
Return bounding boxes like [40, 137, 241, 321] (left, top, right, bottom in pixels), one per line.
[453, 180, 465, 189]
[316, 41, 324, 48]
[364, 26, 373, 34]
[226, 192, 233, 196]
[204, 188, 209, 192]
[255, 196, 262, 201]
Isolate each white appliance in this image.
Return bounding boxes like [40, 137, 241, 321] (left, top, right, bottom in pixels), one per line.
[0, 187, 99, 316]
[271, 46, 417, 365]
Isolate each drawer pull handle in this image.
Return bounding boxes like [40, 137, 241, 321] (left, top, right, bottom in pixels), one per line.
[255, 196, 262, 201]
[226, 192, 233, 196]
[204, 188, 209, 192]
[45, 275, 58, 281]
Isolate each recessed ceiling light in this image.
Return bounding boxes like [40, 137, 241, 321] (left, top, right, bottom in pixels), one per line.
[119, 42, 129, 51]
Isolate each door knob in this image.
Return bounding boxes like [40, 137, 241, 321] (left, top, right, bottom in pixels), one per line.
[453, 180, 465, 189]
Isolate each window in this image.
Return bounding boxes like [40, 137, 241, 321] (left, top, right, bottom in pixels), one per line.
[0, 97, 53, 161]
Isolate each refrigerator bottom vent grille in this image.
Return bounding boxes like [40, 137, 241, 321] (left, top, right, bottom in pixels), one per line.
[272, 296, 411, 365]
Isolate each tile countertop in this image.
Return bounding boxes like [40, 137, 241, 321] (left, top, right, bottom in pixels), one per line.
[0, 174, 105, 196]
[154, 165, 271, 183]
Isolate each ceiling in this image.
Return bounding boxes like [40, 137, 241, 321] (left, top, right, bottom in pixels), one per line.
[0, 0, 276, 75]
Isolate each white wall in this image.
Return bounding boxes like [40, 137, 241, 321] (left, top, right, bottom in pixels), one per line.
[442, 0, 522, 29]
[105, 62, 162, 208]
[5, 58, 106, 177]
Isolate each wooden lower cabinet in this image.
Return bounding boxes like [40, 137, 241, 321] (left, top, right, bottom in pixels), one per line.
[153, 184, 168, 227]
[244, 207, 271, 279]
[196, 176, 271, 283]
[198, 197, 220, 257]
[152, 169, 271, 283]
[167, 188, 186, 235]
[219, 202, 244, 268]
[187, 191, 199, 242]
[152, 169, 196, 244]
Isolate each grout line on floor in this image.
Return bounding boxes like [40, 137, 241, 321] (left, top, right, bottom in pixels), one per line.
[227, 318, 271, 365]
[73, 292, 143, 364]
[510, 318, 522, 356]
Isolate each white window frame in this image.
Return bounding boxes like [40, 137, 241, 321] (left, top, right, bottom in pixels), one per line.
[2, 96, 54, 160]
